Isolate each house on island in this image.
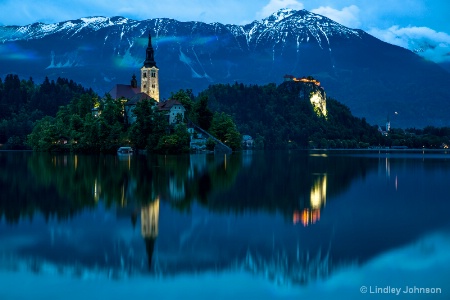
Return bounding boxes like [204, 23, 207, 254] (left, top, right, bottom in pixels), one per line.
[157, 99, 186, 124]
[242, 135, 254, 148]
[378, 115, 391, 136]
[104, 34, 185, 125]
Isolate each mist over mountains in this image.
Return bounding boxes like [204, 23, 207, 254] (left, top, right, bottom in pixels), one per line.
[1, 9, 449, 127]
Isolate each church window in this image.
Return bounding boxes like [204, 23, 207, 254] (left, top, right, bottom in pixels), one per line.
[143, 84, 146, 89]
[143, 72, 147, 78]
[151, 71, 156, 78]
[152, 84, 155, 88]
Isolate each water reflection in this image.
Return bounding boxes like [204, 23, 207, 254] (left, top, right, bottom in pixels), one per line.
[141, 198, 159, 268]
[293, 174, 327, 226]
[1, 150, 450, 288]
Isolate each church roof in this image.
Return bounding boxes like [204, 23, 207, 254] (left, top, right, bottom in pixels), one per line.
[126, 92, 153, 106]
[157, 99, 183, 111]
[108, 84, 140, 100]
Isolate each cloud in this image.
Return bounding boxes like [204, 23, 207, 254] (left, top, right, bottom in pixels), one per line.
[257, 0, 304, 19]
[311, 5, 361, 28]
[369, 26, 450, 63]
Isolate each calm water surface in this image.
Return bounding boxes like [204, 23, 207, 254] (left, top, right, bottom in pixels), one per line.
[0, 150, 449, 299]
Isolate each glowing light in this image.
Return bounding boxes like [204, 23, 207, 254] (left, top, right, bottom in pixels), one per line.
[93, 178, 99, 202]
[141, 197, 160, 239]
[293, 208, 321, 226]
[294, 174, 327, 227]
[292, 77, 321, 86]
[310, 91, 327, 117]
[310, 174, 327, 209]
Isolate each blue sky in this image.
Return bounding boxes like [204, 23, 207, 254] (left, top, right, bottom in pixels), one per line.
[1, 0, 449, 63]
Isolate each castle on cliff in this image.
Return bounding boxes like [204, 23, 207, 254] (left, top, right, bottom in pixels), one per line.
[283, 74, 327, 117]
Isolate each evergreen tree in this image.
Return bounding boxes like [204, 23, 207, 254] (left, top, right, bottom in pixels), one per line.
[195, 95, 213, 130]
[209, 112, 241, 150]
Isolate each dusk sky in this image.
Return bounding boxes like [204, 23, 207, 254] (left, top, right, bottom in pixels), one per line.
[1, 0, 449, 63]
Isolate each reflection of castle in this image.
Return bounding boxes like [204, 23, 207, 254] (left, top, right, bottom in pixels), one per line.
[141, 198, 159, 268]
[293, 174, 327, 226]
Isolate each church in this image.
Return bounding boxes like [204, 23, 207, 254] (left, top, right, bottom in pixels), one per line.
[107, 34, 185, 124]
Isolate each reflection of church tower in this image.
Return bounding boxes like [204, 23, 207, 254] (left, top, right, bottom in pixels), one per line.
[141, 198, 159, 268]
[386, 115, 390, 132]
[141, 34, 159, 102]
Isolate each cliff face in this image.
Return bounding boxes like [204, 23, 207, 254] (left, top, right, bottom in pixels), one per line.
[285, 78, 327, 117]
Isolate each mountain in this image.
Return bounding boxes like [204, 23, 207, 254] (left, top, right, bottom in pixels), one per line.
[1, 9, 450, 128]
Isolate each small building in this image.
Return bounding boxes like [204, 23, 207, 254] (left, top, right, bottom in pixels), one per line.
[242, 135, 254, 148]
[124, 92, 154, 124]
[157, 99, 186, 124]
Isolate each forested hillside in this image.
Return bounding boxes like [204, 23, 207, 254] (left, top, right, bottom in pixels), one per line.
[201, 81, 381, 149]
[0, 74, 97, 148]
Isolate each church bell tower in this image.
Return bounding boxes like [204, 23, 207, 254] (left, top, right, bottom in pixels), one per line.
[141, 34, 159, 102]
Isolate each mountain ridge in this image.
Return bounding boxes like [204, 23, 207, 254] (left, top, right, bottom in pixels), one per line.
[1, 9, 449, 127]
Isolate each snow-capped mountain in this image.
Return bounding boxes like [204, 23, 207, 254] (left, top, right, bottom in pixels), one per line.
[1, 9, 450, 127]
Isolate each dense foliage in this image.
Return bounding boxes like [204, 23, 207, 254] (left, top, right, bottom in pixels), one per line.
[200, 81, 381, 149]
[200, 81, 450, 149]
[2, 74, 450, 152]
[0, 74, 97, 149]
[26, 87, 219, 154]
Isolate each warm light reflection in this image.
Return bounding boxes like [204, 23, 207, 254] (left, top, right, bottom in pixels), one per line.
[93, 178, 99, 202]
[141, 197, 159, 239]
[386, 157, 390, 178]
[310, 175, 327, 209]
[74, 155, 78, 170]
[121, 184, 126, 207]
[293, 174, 327, 226]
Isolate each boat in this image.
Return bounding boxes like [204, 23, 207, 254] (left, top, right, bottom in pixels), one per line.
[117, 146, 134, 155]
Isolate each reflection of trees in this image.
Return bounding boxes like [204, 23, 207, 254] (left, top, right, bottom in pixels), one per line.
[0, 152, 81, 223]
[0, 151, 378, 224]
[0, 152, 242, 223]
[207, 151, 378, 220]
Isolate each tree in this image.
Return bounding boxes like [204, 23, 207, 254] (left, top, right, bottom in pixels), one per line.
[129, 98, 157, 149]
[171, 89, 194, 120]
[209, 112, 241, 150]
[155, 123, 190, 154]
[195, 95, 213, 130]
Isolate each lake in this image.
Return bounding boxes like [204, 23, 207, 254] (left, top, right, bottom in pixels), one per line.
[1, 150, 449, 299]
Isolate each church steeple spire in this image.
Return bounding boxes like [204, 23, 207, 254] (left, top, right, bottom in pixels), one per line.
[143, 34, 157, 68]
[141, 33, 160, 102]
